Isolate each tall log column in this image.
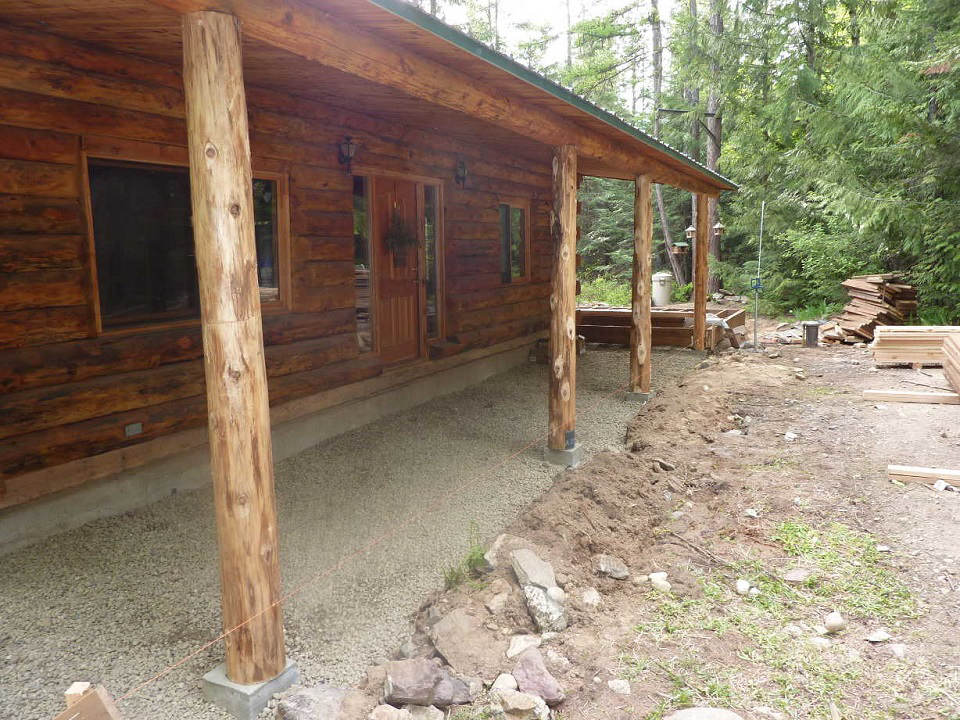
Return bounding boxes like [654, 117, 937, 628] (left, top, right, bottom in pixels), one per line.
[546, 145, 580, 467]
[693, 192, 710, 351]
[182, 11, 286, 686]
[629, 175, 653, 396]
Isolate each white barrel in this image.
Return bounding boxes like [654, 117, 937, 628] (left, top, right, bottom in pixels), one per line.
[652, 271, 674, 307]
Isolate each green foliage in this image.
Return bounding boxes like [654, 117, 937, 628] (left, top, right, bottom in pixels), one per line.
[579, 276, 632, 306]
[672, 282, 693, 303]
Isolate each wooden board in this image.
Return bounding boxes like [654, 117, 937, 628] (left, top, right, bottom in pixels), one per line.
[888, 465, 960, 484]
[863, 389, 960, 404]
[52, 686, 123, 720]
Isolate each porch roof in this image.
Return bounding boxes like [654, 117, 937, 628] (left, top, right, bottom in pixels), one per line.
[0, 0, 736, 194]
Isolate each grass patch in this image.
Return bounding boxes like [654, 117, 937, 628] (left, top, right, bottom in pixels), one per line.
[579, 276, 632, 306]
[628, 519, 927, 719]
[443, 526, 489, 590]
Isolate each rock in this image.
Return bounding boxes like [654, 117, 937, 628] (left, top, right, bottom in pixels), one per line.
[492, 673, 519, 692]
[276, 686, 349, 720]
[744, 508, 759, 518]
[607, 678, 631, 695]
[547, 586, 566, 604]
[889, 643, 907, 659]
[782, 624, 804, 638]
[521, 585, 568, 633]
[655, 458, 676, 471]
[664, 709, 745, 720]
[544, 648, 571, 669]
[484, 534, 534, 569]
[767, 350, 781, 359]
[430, 608, 506, 683]
[725, 429, 745, 436]
[382, 659, 469, 708]
[866, 629, 891, 643]
[506, 635, 541, 659]
[492, 690, 549, 720]
[513, 648, 564, 706]
[782, 567, 812, 584]
[581, 587, 602, 607]
[933, 479, 949, 492]
[784, 432, 798, 442]
[876, 545, 892, 553]
[593, 554, 629, 580]
[809, 637, 831, 650]
[401, 707, 443, 720]
[748, 587, 761, 597]
[735, 579, 751, 596]
[511, 548, 557, 589]
[824, 611, 846, 634]
[368, 706, 412, 720]
[649, 571, 671, 593]
[486, 592, 510, 614]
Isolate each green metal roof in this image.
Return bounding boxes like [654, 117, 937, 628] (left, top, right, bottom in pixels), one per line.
[366, 0, 737, 191]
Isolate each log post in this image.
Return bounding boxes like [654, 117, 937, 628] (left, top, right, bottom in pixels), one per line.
[182, 11, 286, 685]
[546, 145, 580, 466]
[693, 192, 710, 351]
[630, 175, 653, 395]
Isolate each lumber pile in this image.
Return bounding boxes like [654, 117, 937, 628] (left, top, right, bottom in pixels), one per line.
[870, 326, 960, 367]
[945, 334, 960, 392]
[824, 273, 917, 342]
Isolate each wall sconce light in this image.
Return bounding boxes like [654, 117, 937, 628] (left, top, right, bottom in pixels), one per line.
[337, 135, 357, 173]
[455, 159, 468, 188]
[713, 220, 726, 239]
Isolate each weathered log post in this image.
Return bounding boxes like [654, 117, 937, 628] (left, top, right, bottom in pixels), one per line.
[181, 10, 292, 708]
[693, 192, 710, 350]
[629, 175, 653, 397]
[546, 145, 580, 467]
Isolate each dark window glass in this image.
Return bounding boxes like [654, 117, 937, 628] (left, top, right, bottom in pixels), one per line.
[89, 162, 278, 328]
[353, 176, 373, 352]
[499, 202, 527, 283]
[424, 184, 440, 338]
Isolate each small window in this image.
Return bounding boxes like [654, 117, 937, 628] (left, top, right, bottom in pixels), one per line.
[89, 161, 282, 329]
[353, 176, 373, 352]
[424, 184, 440, 338]
[499, 202, 528, 283]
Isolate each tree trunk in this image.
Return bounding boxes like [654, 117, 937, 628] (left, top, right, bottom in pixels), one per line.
[706, 0, 724, 293]
[181, 10, 286, 684]
[686, 0, 700, 247]
[693, 193, 710, 350]
[649, 0, 686, 285]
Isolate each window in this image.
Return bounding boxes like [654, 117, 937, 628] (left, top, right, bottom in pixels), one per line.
[423, 184, 440, 338]
[499, 202, 529, 283]
[89, 161, 282, 329]
[353, 176, 373, 352]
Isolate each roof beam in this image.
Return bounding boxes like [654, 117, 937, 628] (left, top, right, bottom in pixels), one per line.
[145, 0, 725, 193]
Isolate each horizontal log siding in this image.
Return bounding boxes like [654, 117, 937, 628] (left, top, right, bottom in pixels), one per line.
[0, 27, 552, 503]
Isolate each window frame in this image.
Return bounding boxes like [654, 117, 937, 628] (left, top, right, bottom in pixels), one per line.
[498, 197, 532, 285]
[81, 140, 290, 336]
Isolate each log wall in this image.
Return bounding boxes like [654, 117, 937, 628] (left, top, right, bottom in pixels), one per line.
[0, 27, 552, 509]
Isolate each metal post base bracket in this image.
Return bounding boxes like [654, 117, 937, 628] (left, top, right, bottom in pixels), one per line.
[624, 391, 655, 403]
[544, 444, 583, 468]
[202, 660, 298, 720]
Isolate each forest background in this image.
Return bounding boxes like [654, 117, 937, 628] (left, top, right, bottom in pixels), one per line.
[412, 0, 959, 322]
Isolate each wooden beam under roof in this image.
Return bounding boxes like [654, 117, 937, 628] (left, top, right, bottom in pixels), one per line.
[146, 0, 729, 194]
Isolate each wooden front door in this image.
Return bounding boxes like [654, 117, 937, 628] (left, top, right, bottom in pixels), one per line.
[373, 177, 421, 364]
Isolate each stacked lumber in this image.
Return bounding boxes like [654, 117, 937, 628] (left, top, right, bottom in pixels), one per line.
[945, 335, 960, 392]
[828, 273, 917, 342]
[870, 326, 960, 367]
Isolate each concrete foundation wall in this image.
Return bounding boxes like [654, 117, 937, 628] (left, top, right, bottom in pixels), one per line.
[0, 343, 533, 554]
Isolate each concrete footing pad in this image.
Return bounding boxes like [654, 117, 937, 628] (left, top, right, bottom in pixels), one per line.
[624, 391, 655, 402]
[202, 659, 298, 720]
[544, 444, 583, 468]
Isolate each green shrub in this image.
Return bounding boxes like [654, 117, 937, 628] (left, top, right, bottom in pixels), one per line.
[671, 282, 693, 302]
[579, 275, 632, 306]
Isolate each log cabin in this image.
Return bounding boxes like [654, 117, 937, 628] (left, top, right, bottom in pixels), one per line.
[0, 0, 735, 707]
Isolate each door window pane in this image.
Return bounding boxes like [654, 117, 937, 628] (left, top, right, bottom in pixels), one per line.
[353, 175, 373, 352]
[424, 184, 440, 338]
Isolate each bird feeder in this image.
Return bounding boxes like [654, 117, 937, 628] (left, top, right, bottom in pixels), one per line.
[713, 220, 726, 239]
[671, 240, 689, 256]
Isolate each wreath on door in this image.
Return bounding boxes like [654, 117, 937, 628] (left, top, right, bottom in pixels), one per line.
[385, 208, 417, 266]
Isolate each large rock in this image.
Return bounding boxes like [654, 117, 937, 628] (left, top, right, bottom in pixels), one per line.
[430, 608, 506, 683]
[511, 549, 557, 589]
[382, 659, 467, 708]
[368, 706, 411, 720]
[592, 554, 629, 580]
[520, 585, 567, 633]
[484, 534, 535, 569]
[513, 648, 564, 706]
[401, 706, 444, 720]
[276, 686, 348, 719]
[663, 709, 745, 720]
[491, 690, 550, 720]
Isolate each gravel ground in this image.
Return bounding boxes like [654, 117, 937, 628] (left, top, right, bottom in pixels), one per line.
[0, 346, 700, 720]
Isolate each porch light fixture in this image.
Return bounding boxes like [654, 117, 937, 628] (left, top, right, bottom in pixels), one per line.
[337, 135, 357, 173]
[685, 224, 696, 240]
[455, 159, 468, 188]
[713, 220, 727, 238]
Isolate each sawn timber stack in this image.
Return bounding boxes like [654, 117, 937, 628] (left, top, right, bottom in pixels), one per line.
[828, 274, 917, 342]
[944, 335, 960, 393]
[870, 326, 960, 367]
